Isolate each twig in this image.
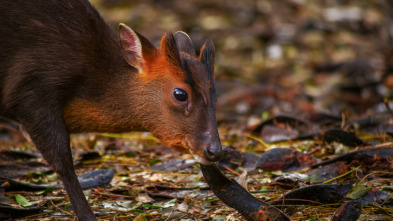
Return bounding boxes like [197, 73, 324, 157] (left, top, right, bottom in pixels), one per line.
[358, 171, 393, 184]
[222, 165, 241, 176]
[92, 189, 135, 199]
[246, 134, 270, 149]
[322, 166, 360, 184]
[50, 199, 73, 216]
[384, 98, 393, 117]
[164, 209, 175, 221]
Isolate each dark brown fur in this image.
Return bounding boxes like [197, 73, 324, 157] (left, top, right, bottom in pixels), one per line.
[0, 0, 220, 220]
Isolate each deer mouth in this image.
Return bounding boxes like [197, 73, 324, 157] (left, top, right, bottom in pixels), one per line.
[188, 148, 213, 165]
[184, 136, 210, 164]
[185, 135, 222, 165]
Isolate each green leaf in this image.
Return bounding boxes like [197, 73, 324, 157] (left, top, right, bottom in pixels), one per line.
[46, 173, 58, 181]
[346, 185, 372, 200]
[260, 186, 268, 194]
[35, 187, 54, 196]
[30, 177, 45, 184]
[148, 159, 161, 166]
[212, 216, 226, 221]
[141, 204, 163, 209]
[164, 198, 177, 205]
[261, 111, 269, 120]
[27, 171, 44, 178]
[15, 194, 32, 207]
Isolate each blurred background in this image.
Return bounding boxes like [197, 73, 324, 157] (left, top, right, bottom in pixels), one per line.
[92, 0, 393, 127]
[1, 2, 392, 220]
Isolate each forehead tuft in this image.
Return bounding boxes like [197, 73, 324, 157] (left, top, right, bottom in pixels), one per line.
[181, 55, 214, 105]
[161, 32, 215, 101]
[181, 55, 212, 88]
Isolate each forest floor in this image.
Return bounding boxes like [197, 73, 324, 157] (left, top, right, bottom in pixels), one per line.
[1, 0, 393, 220]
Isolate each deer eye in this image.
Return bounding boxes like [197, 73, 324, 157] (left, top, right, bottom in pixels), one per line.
[173, 88, 188, 102]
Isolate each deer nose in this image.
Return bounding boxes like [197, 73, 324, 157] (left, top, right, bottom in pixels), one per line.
[204, 144, 222, 162]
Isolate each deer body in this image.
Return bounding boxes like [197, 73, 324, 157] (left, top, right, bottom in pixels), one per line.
[0, 0, 222, 220]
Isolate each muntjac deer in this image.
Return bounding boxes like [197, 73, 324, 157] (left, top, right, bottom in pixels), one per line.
[0, 0, 222, 220]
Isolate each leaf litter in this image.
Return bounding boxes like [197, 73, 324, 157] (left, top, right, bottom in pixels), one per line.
[1, 0, 393, 220]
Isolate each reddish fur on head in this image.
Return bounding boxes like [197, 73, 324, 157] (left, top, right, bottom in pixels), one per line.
[118, 24, 222, 163]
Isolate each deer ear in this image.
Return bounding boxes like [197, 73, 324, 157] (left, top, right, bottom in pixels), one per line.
[200, 39, 215, 80]
[174, 31, 196, 57]
[119, 23, 143, 72]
